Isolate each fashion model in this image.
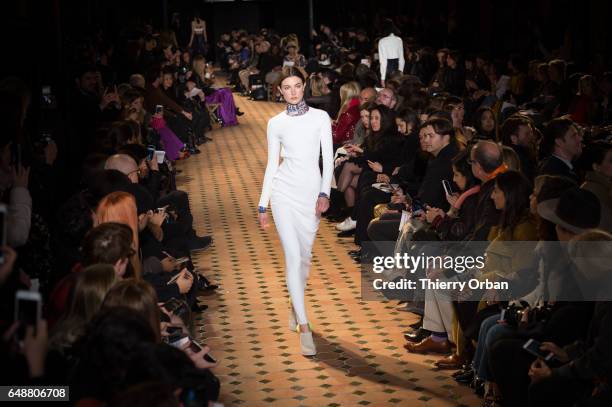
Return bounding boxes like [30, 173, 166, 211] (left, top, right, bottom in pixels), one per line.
[258, 68, 334, 356]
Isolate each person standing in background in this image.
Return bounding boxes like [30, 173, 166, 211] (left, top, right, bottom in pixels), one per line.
[378, 20, 404, 88]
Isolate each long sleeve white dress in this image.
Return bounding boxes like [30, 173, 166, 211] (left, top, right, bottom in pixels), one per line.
[258, 104, 334, 326]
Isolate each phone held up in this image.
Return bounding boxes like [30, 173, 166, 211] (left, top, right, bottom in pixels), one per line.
[14, 290, 42, 340]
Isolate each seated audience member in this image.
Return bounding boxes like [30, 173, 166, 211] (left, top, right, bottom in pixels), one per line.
[538, 117, 583, 182]
[47, 264, 118, 378]
[487, 188, 601, 406]
[305, 73, 337, 118]
[472, 106, 498, 141]
[423, 150, 481, 241]
[465, 140, 506, 241]
[335, 105, 403, 238]
[578, 141, 612, 232]
[415, 118, 461, 211]
[190, 55, 242, 126]
[332, 81, 361, 148]
[375, 87, 398, 110]
[500, 115, 537, 180]
[527, 230, 612, 407]
[47, 222, 135, 328]
[359, 87, 377, 105]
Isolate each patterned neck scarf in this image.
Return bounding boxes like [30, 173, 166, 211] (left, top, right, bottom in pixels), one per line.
[286, 99, 309, 116]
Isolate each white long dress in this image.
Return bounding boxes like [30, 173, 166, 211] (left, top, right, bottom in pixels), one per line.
[258, 105, 334, 325]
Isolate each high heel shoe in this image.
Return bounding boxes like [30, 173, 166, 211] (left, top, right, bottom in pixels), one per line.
[299, 330, 316, 356]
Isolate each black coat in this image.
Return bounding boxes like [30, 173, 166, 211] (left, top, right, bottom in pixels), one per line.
[512, 144, 537, 182]
[465, 178, 501, 241]
[417, 142, 459, 211]
[538, 155, 580, 183]
[556, 302, 612, 384]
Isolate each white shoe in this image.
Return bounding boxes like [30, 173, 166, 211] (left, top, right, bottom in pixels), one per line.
[300, 331, 316, 356]
[335, 217, 356, 231]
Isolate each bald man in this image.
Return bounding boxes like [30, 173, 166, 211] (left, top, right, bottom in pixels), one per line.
[105, 154, 140, 183]
[359, 87, 377, 105]
[467, 140, 504, 241]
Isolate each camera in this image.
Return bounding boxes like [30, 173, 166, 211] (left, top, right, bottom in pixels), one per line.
[500, 302, 553, 328]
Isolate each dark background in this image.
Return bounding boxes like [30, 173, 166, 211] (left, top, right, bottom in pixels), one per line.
[2, 0, 612, 87]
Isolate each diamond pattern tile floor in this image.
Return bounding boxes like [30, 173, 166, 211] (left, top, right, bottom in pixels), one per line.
[177, 93, 480, 406]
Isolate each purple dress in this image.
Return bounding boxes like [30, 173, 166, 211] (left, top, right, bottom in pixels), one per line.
[151, 116, 184, 161]
[205, 87, 238, 126]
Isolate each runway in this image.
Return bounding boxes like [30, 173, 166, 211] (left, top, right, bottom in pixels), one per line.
[179, 92, 480, 407]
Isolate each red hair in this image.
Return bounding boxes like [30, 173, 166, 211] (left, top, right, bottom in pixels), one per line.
[94, 191, 141, 278]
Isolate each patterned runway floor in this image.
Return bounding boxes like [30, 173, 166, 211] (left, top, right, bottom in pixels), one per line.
[178, 93, 480, 407]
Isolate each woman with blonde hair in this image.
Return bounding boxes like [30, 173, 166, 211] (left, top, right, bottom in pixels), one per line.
[94, 191, 142, 278]
[332, 81, 361, 147]
[305, 73, 335, 118]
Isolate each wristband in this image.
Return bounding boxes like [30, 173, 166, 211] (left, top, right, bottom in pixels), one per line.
[258, 206, 267, 213]
[318, 192, 329, 199]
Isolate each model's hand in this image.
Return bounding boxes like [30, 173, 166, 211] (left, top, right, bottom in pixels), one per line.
[258, 212, 269, 229]
[315, 197, 330, 216]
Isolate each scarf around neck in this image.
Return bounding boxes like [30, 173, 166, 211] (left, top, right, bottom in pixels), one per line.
[286, 99, 309, 116]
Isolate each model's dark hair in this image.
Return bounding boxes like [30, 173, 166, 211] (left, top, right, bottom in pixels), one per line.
[451, 150, 479, 191]
[278, 67, 305, 87]
[495, 170, 532, 233]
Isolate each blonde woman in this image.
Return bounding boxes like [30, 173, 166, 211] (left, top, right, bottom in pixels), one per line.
[332, 81, 361, 146]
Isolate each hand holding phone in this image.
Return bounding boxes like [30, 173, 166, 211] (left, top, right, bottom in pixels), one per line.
[187, 340, 218, 367]
[442, 180, 454, 196]
[523, 339, 555, 362]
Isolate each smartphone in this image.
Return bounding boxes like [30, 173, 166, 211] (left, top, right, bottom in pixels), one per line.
[0, 204, 6, 264]
[15, 290, 42, 338]
[147, 145, 156, 161]
[522, 339, 555, 361]
[189, 340, 217, 363]
[442, 180, 454, 196]
[169, 333, 190, 349]
[155, 104, 164, 115]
